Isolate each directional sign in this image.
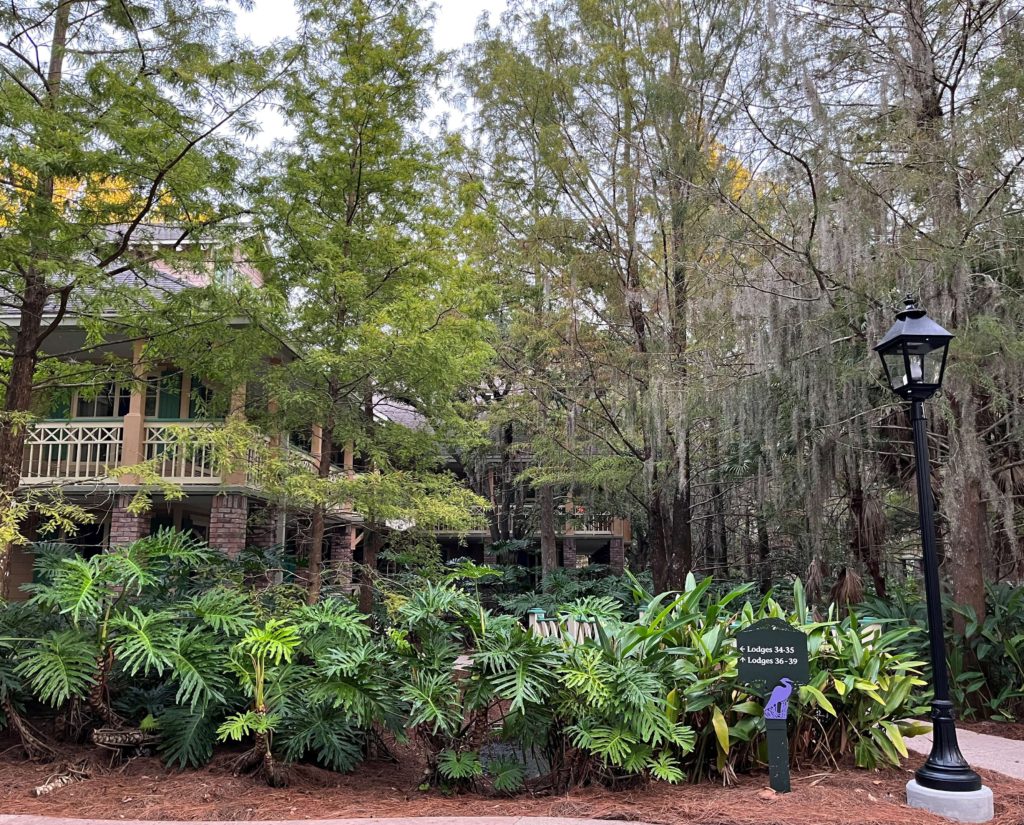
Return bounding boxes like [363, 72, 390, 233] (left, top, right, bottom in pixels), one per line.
[735, 618, 810, 794]
[737, 618, 810, 689]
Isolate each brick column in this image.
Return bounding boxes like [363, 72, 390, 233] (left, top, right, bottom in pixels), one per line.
[483, 540, 497, 565]
[209, 493, 249, 558]
[562, 535, 577, 571]
[246, 503, 279, 550]
[610, 535, 625, 575]
[110, 493, 150, 546]
[330, 526, 354, 589]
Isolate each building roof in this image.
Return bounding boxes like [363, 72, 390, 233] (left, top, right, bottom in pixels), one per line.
[373, 397, 428, 430]
[0, 224, 264, 322]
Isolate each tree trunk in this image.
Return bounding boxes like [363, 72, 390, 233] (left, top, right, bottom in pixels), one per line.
[670, 482, 693, 588]
[357, 527, 381, 615]
[756, 513, 771, 595]
[0, 1, 74, 596]
[649, 491, 670, 594]
[0, 283, 44, 597]
[949, 475, 988, 637]
[538, 483, 557, 581]
[714, 485, 728, 576]
[499, 423, 514, 541]
[849, 482, 887, 599]
[306, 421, 334, 605]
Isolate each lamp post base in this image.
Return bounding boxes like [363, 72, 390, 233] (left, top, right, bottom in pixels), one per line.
[916, 701, 983, 792]
[907, 780, 993, 823]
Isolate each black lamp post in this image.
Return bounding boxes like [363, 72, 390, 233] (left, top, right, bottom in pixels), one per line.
[874, 296, 981, 793]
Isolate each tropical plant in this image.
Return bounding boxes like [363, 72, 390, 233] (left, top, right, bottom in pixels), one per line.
[217, 619, 301, 786]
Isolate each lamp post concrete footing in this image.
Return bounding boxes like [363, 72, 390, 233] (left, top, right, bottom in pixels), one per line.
[906, 780, 993, 823]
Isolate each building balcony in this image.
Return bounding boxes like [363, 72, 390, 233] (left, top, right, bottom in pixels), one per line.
[430, 509, 627, 538]
[22, 420, 126, 484]
[20, 418, 335, 490]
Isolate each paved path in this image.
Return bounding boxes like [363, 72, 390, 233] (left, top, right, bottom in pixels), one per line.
[0, 818, 654, 825]
[905, 727, 1024, 780]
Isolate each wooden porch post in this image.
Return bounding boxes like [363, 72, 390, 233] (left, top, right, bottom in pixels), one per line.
[224, 383, 247, 485]
[119, 340, 147, 481]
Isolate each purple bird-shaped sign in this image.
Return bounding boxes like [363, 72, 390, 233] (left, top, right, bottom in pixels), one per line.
[764, 677, 795, 720]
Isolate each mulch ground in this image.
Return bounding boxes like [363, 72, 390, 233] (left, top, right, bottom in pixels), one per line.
[1, 745, 1022, 825]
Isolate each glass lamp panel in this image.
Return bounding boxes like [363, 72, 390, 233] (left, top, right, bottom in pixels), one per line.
[922, 349, 945, 385]
[882, 349, 909, 390]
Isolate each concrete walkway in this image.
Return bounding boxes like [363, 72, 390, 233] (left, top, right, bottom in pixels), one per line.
[905, 727, 1024, 780]
[0, 818, 655, 825]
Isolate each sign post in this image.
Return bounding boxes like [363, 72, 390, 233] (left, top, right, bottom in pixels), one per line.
[736, 618, 809, 793]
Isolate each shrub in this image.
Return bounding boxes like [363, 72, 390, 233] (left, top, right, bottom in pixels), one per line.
[0, 532, 936, 792]
[861, 582, 1024, 720]
[0, 531, 404, 784]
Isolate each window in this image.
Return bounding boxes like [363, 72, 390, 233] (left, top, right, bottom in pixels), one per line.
[289, 427, 313, 453]
[145, 370, 183, 419]
[75, 383, 130, 418]
[188, 378, 215, 419]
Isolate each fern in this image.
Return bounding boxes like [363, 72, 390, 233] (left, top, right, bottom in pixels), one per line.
[559, 596, 622, 622]
[291, 598, 368, 643]
[29, 556, 102, 624]
[648, 749, 685, 783]
[217, 709, 279, 741]
[401, 670, 462, 735]
[239, 620, 301, 667]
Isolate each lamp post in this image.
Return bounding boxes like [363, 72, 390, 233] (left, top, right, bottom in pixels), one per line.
[875, 297, 991, 820]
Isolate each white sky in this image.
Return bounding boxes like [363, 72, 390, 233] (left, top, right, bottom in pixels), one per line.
[235, 0, 509, 144]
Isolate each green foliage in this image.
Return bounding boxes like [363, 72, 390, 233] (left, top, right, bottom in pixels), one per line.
[0, 535, 939, 790]
[14, 629, 96, 706]
[494, 564, 648, 619]
[244, 0, 494, 605]
[277, 703, 366, 773]
[0, 531, 404, 778]
[158, 705, 219, 769]
[486, 756, 526, 793]
[862, 582, 1024, 721]
[437, 749, 484, 781]
[0, 0, 279, 549]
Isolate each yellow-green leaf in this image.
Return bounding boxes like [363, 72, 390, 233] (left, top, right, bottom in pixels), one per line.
[666, 688, 680, 725]
[799, 684, 837, 717]
[711, 705, 730, 754]
[880, 721, 909, 758]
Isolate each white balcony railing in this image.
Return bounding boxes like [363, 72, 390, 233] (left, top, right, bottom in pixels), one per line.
[21, 419, 359, 497]
[22, 421, 124, 483]
[145, 422, 220, 483]
[564, 511, 614, 533]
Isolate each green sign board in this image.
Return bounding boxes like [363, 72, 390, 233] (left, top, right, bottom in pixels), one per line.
[737, 618, 810, 688]
[735, 618, 810, 794]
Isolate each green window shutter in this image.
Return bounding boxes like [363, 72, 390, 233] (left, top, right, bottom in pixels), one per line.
[156, 371, 182, 419]
[49, 393, 71, 419]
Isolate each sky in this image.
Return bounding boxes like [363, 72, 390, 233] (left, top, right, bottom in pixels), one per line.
[234, 0, 509, 143]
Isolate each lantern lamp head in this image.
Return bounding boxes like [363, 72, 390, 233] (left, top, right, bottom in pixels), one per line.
[874, 295, 954, 401]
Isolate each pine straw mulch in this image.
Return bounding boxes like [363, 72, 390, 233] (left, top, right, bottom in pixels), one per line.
[1, 746, 1022, 825]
